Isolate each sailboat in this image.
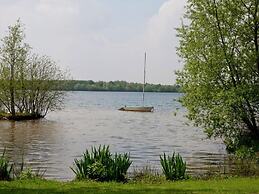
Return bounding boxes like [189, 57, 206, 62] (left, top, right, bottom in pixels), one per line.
[119, 52, 154, 112]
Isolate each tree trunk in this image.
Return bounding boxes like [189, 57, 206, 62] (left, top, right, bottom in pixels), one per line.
[10, 62, 15, 117]
[254, 0, 259, 73]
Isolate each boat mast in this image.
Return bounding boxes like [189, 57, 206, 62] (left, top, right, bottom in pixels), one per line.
[142, 52, 146, 106]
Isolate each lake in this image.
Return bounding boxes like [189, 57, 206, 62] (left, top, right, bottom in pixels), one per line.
[0, 91, 226, 180]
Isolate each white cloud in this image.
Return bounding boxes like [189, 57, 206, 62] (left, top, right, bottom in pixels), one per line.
[36, 0, 79, 16]
[143, 0, 187, 84]
[0, 0, 187, 84]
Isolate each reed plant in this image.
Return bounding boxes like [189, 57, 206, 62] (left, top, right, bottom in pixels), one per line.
[71, 145, 132, 182]
[0, 149, 13, 181]
[160, 152, 187, 181]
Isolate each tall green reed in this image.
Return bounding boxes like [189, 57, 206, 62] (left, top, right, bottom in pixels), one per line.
[71, 145, 132, 182]
[160, 152, 187, 180]
[0, 149, 13, 181]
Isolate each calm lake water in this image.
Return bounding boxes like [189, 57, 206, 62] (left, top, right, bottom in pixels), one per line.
[0, 91, 226, 180]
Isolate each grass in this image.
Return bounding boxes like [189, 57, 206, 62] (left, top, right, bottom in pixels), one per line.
[0, 177, 259, 194]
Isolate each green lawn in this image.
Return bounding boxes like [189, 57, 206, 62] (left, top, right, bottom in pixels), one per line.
[0, 177, 259, 194]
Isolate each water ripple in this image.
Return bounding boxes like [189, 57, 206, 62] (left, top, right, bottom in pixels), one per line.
[0, 92, 226, 180]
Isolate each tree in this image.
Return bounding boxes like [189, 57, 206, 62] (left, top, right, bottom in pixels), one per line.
[24, 55, 67, 117]
[0, 20, 68, 120]
[0, 20, 30, 117]
[177, 0, 259, 152]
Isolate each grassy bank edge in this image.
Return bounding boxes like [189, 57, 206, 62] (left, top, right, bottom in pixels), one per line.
[0, 177, 259, 194]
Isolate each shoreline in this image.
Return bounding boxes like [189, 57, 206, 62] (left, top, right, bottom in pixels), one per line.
[0, 114, 43, 121]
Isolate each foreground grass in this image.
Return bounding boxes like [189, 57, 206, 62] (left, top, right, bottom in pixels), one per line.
[0, 177, 259, 194]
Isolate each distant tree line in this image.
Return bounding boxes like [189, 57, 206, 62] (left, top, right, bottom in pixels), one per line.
[60, 80, 180, 93]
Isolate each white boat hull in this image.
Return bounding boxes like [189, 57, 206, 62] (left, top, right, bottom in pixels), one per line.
[118, 106, 154, 112]
[119, 53, 154, 113]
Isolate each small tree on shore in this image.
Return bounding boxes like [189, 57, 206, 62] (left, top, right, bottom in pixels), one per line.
[0, 20, 68, 119]
[177, 0, 259, 152]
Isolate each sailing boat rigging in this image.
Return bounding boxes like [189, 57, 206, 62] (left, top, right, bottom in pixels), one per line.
[119, 52, 154, 112]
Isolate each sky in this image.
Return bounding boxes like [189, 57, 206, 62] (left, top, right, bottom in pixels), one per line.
[0, 0, 187, 84]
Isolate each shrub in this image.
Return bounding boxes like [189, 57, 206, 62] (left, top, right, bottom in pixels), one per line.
[160, 152, 187, 180]
[71, 145, 132, 182]
[228, 154, 259, 177]
[132, 165, 165, 183]
[0, 150, 13, 181]
[235, 145, 256, 160]
[5, 153, 46, 180]
[17, 168, 45, 180]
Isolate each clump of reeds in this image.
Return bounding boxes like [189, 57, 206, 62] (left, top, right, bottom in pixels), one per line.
[0, 149, 13, 181]
[71, 145, 132, 182]
[160, 152, 188, 181]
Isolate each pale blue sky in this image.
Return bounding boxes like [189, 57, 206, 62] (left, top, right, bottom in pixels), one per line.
[0, 0, 187, 84]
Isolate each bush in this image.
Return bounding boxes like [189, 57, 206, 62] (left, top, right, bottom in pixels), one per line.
[13, 157, 46, 180]
[234, 145, 256, 160]
[228, 153, 259, 177]
[160, 152, 187, 180]
[131, 165, 165, 183]
[17, 168, 45, 180]
[0, 150, 13, 181]
[71, 145, 132, 182]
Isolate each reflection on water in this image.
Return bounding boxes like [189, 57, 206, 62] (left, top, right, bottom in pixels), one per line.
[0, 92, 226, 180]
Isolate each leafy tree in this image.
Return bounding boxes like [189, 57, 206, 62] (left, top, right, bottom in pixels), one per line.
[0, 20, 30, 117]
[24, 55, 67, 117]
[177, 0, 259, 152]
[0, 20, 68, 119]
